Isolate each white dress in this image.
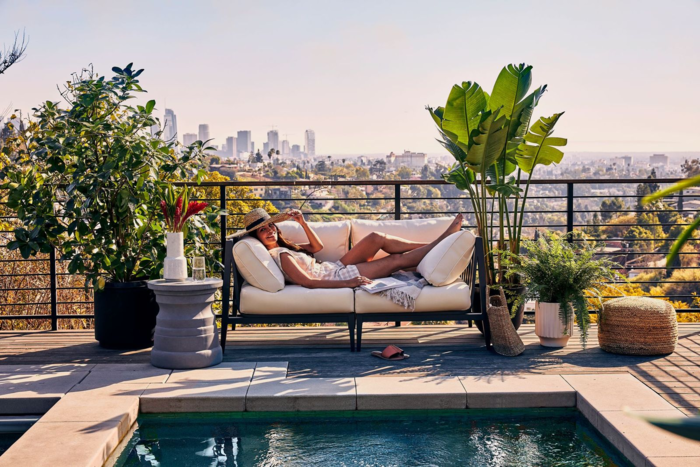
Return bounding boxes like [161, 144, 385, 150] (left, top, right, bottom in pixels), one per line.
[269, 247, 360, 283]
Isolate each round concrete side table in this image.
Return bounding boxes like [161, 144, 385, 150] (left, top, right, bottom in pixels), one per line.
[147, 278, 223, 369]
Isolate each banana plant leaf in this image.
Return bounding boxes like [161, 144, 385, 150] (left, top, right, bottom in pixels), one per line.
[460, 109, 508, 172]
[515, 112, 567, 173]
[441, 81, 489, 150]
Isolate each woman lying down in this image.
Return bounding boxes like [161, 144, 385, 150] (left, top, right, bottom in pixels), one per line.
[234, 208, 463, 289]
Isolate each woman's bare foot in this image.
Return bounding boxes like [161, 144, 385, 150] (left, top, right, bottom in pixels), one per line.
[438, 213, 464, 241]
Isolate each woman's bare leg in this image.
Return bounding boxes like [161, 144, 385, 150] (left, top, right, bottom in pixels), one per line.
[338, 232, 427, 266]
[355, 214, 463, 279]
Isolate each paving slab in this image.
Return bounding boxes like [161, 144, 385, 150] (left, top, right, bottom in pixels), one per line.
[646, 456, 700, 467]
[0, 419, 123, 467]
[0, 371, 89, 414]
[356, 376, 466, 410]
[563, 374, 675, 412]
[140, 381, 250, 413]
[167, 362, 256, 383]
[0, 364, 95, 373]
[460, 375, 576, 408]
[76, 367, 171, 389]
[252, 362, 288, 379]
[594, 409, 700, 467]
[246, 377, 355, 411]
[41, 384, 147, 437]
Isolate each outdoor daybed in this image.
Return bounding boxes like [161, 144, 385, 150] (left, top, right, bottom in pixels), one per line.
[221, 217, 489, 352]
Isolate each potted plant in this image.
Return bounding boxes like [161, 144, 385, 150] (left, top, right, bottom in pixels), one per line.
[0, 64, 220, 349]
[427, 63, 567, 329]
[502, 232, 621, 347]
[161, 185, 209, 281]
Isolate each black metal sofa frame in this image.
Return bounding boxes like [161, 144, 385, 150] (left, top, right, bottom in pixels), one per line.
[220, 234, 490, 353]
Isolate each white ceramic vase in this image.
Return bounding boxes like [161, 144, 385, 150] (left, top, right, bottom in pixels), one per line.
[164, 232, 187, 282]
[535, 301, 574, 347]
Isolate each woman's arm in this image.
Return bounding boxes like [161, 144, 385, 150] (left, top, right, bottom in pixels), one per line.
[279, 253, 370, 289]
[289, 210, 324, 254]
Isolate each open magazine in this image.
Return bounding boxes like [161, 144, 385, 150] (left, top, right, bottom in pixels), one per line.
[360, 277, 405, 294]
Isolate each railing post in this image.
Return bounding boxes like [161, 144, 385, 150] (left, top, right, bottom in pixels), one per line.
[49, 247, 57, 331]
[394, 183, 401, 327]
[394, 184, 401, 220]
[566, 182, 574, 242]
[219, 185, 227, 279]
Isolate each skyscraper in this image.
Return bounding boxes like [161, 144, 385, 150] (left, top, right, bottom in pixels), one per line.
[198, 124, 210, 143]
[281, 140, 290, 156]
[163, 109, 178, 142]
[267, 130, 279, 152]
[304, 130, 316, 157]
[237, 131, 252, 155]
[225, 136, 236, 158]
[183, 133, 198, 146]
[291, 144, 301, 158]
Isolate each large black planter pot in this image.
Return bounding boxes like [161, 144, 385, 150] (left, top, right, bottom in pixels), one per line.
[94, 281, 159, 349]
[474, 285, 526, 334]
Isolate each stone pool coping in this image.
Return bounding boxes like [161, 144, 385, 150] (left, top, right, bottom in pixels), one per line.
[0, 363, 698, 467]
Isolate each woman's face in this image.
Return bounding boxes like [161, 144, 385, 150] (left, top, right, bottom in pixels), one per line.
[255, 223, 278, 248]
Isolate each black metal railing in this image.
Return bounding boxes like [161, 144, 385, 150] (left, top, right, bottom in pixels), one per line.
[1, 177, 698, 329]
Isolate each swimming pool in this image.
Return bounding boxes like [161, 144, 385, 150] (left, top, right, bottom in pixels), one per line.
[112, 409, 631, 466]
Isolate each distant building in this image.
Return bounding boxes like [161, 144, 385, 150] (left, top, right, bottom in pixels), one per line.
[225, 136, 236, 158]
[263, 142, 270, 154]
[267, 130, 279, 152]
[183, 133, 197, 146]
[198, 124, 210, 143]
[291, 144, 301, 158]
[304, 130, 316, 157]
[237, 131, 252, 155]
[611, 155, 633, 167]
[163, 109, 178, 142]
[650, 154, 668, 166]
[281, 140, 290, 156]
[386, 150, 428, 169]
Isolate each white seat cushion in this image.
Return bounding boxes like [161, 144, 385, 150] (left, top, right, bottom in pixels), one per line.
[354, 280, 471, 314]
[417, 230, 476, 286]
[240, 283, 354, 315]
[350, 217, 454, 259]
[277, 220, 350, 263]
[232, 237, 285, 293]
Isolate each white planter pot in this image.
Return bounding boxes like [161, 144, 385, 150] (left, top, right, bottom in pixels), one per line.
[164, 232, 187, 282]
[535, 301, 574, 348]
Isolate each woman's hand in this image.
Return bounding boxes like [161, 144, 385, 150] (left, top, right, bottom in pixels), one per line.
[288, 209, 305, 224]
[346, 276, 373, 288]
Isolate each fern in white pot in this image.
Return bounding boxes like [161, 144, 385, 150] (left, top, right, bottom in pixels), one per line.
[502, 232, 621, 347]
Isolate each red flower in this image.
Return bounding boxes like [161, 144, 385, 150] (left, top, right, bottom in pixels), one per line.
[178, 201, 208, 230]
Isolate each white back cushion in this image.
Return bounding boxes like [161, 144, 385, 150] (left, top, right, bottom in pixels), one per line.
[351, 217, 454, 259]
[232, 236, 285, 292]
[417, 230, 476, 286]
[277, 220, 350, 263]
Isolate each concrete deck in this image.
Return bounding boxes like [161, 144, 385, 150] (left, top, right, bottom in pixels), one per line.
[0, 324, 698, 415]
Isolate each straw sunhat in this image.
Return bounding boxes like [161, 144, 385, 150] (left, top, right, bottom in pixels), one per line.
[228, 208, 292, 239]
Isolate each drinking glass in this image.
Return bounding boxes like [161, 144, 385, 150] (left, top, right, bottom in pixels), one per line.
[192, 256, 206, 281]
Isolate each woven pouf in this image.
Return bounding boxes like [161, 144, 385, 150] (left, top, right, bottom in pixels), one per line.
[598, 297, 677, 355]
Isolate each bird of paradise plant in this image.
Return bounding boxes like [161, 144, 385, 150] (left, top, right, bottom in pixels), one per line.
[427, 64, 567, 289]
[161, 185, 209, 234]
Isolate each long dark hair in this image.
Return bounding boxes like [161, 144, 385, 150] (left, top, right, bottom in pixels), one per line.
[253, 224, 314, 258]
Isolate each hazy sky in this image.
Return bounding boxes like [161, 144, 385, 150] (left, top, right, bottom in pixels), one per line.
[1, 0, 699, 155]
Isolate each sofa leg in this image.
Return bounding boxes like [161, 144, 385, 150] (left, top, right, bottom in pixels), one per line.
[482, 317, 492, 350]
[468, 320, 473, 328]
[394, 321, 401, 327]
[220, 322, 228, 353]
[231, 323, 236, 331]
[348, 316, 356, 352]
[357, 320, 363, 352]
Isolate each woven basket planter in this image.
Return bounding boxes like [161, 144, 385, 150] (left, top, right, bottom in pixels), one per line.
[598, 297, 677, 356]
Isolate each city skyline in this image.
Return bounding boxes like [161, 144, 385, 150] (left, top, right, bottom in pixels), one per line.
[1, 1, 700, 154]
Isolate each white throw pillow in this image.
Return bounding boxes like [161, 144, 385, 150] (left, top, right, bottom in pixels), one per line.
[417, 230, 476, 286]
[350, 217, 454, 259]
[276, 220, 350, 263]
[232, 236, 285, 292]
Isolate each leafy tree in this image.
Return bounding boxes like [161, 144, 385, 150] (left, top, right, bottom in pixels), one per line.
[315, 160, 328, 173]
[209, 155, 221, 166]
[0, 64, 218, 289]
[636, 169, 660, 210]
[682, 159, 700, 177]
[255, 151, 264, 163]
[421, 164, 430, 180]
[355, 166, 370, 179]
[600, 197, 625, 222]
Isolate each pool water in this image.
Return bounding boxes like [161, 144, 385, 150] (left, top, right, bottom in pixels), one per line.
[113, 409, 631, 467]
[0, 433, 22, 456]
